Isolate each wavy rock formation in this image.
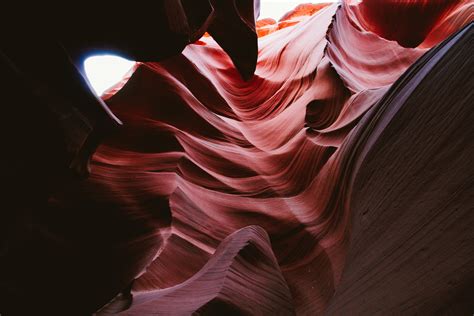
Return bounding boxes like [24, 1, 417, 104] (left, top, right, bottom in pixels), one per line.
[1, 1, 473, 315]
[326, 22, 474, 315]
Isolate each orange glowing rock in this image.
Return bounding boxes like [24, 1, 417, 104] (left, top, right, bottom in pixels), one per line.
[257, 3, 331, 37]
[256, 18, 278, 37]
[280, 3, 331, 21]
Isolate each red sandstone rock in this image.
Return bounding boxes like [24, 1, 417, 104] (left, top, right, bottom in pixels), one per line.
[1, 1, 473, 315]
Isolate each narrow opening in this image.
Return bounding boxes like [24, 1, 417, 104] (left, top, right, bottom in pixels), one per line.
[83, 54, 135, 96]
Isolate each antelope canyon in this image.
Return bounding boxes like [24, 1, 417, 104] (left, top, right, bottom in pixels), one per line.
[1, 1, 473, 315]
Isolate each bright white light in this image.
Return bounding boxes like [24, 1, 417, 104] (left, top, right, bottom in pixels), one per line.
[259, 0, 339, 20]
[84, 55, 135, 96]
[84, 1, 339, 96]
